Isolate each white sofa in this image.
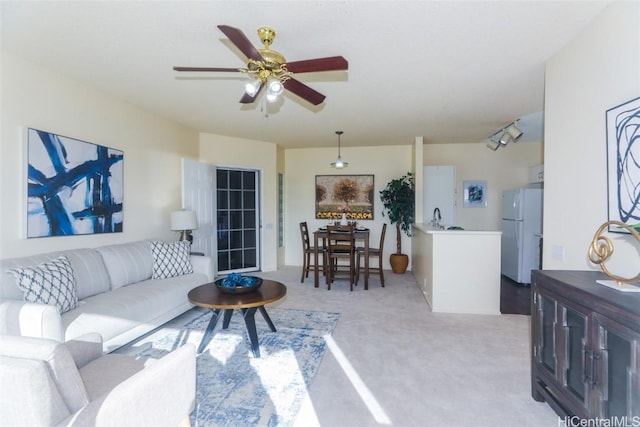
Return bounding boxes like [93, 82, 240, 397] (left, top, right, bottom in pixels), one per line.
[0, 240, 214, 352]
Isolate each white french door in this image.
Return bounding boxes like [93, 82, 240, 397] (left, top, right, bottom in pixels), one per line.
[181, 158, 216, 257]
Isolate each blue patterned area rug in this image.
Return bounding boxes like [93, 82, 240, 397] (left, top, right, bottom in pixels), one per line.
[114, 307, 340, 427]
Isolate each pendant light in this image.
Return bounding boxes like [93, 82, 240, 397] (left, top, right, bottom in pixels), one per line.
[330, 130, 348, 169]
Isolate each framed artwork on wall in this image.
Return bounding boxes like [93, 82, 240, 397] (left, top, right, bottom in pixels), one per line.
[26, 128, 124, 238]
[315, 174, 374, 220]
[462, 180, 487, 208]
[606, 96, 640, 233]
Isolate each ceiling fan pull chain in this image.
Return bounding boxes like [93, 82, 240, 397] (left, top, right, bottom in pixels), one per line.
[261, 95, 269, 119]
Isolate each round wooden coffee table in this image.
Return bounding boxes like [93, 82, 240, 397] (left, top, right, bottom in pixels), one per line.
[187, 279, 286, 357]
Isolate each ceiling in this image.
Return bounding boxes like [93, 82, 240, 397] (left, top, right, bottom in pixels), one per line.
[0, 1, 609, 149]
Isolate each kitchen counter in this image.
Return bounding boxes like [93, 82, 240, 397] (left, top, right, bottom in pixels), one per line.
[411, 223, 502, 315]
[413, 223, 502, 235]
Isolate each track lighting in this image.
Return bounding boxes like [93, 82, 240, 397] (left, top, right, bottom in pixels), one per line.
[486, 121, 523, 151]
[330, 130, 348, 169]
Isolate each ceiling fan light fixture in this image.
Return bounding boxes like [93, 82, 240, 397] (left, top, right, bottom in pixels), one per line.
[174, 25, 348, 106]
[265, 79, 284, 102]
[331, 130, 348, 168]
[245, 79, 261, 97]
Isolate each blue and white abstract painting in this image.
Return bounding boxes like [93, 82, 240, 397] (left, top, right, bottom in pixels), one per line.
[463, 180, 487, 208]
[606, 96, 640, 233]
[27, 128, 123, 237]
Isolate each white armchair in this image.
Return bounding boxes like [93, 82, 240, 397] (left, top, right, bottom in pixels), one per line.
[0, 333, 196, 427]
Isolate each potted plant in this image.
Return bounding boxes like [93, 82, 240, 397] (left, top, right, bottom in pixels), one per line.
[380, 172, 415, 273]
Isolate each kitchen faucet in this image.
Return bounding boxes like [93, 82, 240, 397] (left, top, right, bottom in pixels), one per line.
[432, 207, 442, 228]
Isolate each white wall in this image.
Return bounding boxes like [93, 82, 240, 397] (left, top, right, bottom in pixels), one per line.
[198, 133, 278, 272]
[544, 1, 640, 276]
[285, 145, 413, 271]
[423, 142, 543, 231]
[0, 52, 199, 259]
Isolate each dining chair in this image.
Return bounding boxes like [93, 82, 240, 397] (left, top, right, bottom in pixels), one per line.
[356, 223, 387, 288]
[325, 225, 356, 291]
[299, 221, 325, 283]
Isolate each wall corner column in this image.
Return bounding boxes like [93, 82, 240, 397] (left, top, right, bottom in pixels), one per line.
[413, 136, 424, 224]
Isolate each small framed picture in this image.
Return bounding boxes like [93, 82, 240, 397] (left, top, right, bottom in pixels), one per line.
[463, 180, 487, 208]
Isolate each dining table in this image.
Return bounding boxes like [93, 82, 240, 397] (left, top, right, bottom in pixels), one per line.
[313, 226, 370, 290]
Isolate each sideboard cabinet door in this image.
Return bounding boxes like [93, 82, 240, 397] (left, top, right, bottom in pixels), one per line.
[534, 292, 557, 378]
[591, 314, 640, 419]
[558, 301, 590, 414]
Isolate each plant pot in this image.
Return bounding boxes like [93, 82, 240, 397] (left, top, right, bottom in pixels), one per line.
[390, 253, 409, 274]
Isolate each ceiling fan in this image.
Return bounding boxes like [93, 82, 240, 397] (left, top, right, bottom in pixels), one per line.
[173, 25, 348, 106]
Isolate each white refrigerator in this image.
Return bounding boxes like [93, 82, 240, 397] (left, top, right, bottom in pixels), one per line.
[501, 187, 543, 284]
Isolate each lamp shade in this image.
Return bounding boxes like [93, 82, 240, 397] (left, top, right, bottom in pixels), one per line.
[330, 130, 348, 168]
[170, 210, 198, 231]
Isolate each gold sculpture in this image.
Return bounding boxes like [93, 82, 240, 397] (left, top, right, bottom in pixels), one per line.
[587, 220, 640, 285]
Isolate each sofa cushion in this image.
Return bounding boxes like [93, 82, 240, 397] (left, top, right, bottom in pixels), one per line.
[79, 353, 150, 400]
[64, 249, 112, 300]
[62, 273, 206, 344]
[0, 249, 110, 301]
[7, 255, 78, 314]
[150, 241, 193, 279]
[96, 241, 153, 289]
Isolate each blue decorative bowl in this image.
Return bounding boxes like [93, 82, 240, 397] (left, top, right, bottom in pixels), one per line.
[215, 274, 263, 294]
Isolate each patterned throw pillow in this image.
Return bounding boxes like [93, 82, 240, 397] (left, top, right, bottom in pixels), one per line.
[150, 241, 193, 279]
[7, 255, 78, 314]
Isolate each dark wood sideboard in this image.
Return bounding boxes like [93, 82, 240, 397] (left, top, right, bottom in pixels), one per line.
[530, 270, 640, 420]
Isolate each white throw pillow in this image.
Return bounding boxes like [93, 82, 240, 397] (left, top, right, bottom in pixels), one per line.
[7, 255, 78, 314]
[150, 241, 193, 279]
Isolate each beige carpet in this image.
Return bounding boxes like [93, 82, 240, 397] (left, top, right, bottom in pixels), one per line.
[255, 267, 559, 427]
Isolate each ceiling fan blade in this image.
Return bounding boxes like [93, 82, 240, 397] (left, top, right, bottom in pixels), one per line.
[173, 66, 242, 72]
[217, 25, 263, 62]
[239, 83, 264, 104]
[283, 78, 326, 105]
[285, 56, 349, 74]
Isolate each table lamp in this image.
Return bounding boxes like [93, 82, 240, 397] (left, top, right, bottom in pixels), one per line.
[170, 210, 198, 243]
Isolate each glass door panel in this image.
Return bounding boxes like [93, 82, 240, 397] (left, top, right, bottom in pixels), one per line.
[560, 304, 589, 410]
[604, 331, 631, 417]
[539, 294, 556, 375]
[594, 314, 639, 419]
[216, 168, 260, 274]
